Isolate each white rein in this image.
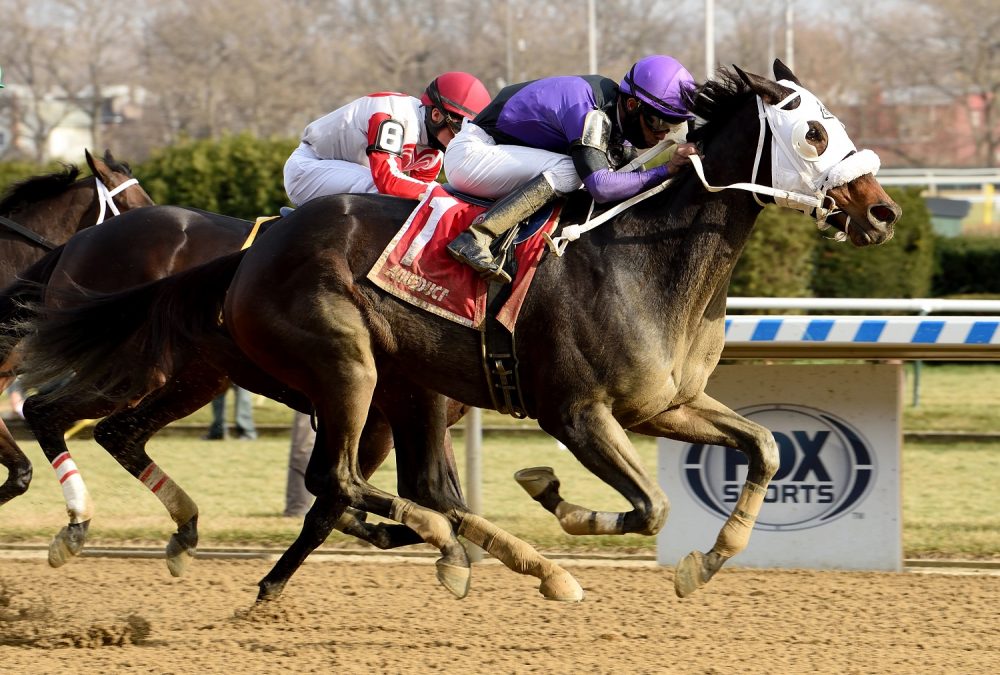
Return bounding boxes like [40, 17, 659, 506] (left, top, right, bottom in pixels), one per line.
[546, 92, 878, 255]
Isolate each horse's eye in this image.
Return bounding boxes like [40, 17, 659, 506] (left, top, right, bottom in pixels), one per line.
[790, 119, 825, 160]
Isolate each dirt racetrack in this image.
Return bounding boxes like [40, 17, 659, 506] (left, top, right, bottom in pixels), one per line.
[0, 553, 997, 674]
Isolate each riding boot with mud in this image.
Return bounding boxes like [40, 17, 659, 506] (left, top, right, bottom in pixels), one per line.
[447, 174, 559, 284]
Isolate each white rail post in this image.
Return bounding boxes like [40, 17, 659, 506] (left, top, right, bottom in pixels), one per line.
[464, 406, 484, 562]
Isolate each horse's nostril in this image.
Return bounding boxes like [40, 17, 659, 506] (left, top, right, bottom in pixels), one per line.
[869, 203, 898, 226]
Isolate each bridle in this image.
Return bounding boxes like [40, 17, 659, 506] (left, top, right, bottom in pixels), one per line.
[0, 175, 142, 251]
[95, 175, 140, 224]
[546, 81, 882, 255]
[687, 86, 881, 236]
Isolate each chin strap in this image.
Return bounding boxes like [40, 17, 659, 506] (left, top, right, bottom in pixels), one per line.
[95, 176, 139, 225]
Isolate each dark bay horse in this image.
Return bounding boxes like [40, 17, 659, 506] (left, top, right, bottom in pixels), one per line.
[0, 149, 150, 287]
[2, 206, 470, 578]
[0, 149, 151, 506]
[0, 206, 298, 572]
[16, 62, 900, 600]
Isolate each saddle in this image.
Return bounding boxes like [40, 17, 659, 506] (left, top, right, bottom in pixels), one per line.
[440, 183, 559, 286]
[367, 184, 564, 418]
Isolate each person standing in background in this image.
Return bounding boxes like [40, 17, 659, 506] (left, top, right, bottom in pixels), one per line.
[204, 385, 257, 441]
[284, 411, 316, 516]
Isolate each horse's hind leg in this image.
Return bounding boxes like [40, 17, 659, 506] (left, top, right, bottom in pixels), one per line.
[320, 373, 471, 597]
[257, 410, 425, 602]
[630, 392, 779, 598]
[88, 364, 231, 577]
[228, 247, 471, 597]
[378, 382, 583, 601]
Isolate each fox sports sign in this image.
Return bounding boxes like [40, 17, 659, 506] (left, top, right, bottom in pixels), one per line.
[682, 404, 875, 531]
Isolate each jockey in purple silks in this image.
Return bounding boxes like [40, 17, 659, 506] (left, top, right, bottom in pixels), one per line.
[443, 54, 700, 283]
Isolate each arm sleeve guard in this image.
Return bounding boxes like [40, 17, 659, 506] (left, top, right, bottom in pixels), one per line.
[581, 164, 671, 204]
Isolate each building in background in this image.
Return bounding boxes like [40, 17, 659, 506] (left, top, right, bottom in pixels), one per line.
[0, 83, 143, 162]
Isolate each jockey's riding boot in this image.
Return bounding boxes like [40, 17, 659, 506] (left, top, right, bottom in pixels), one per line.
[447, 174, 559, 284]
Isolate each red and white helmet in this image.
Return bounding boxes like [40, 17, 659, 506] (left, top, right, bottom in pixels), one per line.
[421, 71, 491, 122]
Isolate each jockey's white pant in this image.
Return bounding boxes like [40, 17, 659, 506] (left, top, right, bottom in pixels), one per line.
[283, 142, 377, 206]
[443, 123, 584, 199]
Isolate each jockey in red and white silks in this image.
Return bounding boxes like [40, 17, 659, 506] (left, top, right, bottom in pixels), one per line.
[284, 72, 491, 205]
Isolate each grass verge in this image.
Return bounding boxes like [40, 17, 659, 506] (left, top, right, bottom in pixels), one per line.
[1, 433, 996, 559]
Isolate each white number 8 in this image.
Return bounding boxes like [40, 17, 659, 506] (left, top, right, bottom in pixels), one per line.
[374, 119, 405, 156]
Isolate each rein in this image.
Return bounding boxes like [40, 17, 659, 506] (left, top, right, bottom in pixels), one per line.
[547, 91, 878, 254]
[0, 213, 59, 250]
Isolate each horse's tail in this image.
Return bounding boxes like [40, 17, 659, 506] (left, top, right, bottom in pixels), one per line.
[0, 244, 67, 365]
[17, 250, 249, 405]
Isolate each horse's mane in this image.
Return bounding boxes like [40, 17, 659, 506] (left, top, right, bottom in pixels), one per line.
[102, 155, 133, 176]
[0, 165, 81, 214]
[683, 67, 754, 144]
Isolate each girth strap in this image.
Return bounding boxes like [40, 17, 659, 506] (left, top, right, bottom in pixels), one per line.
[481, 278, 528, 418]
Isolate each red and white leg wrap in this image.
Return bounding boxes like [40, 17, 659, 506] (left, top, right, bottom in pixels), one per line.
[139, 462, 198, 525]
[51, 451, 93, 524]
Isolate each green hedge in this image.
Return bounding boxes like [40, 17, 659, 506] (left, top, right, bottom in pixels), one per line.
[135, 133, 297, 219]
[933, 236, 1000, 295]
[730, 205, 817, 298]
[6, 138, 949, 302]
[730, 187, 936, 301]
[811, 187, 935, 299]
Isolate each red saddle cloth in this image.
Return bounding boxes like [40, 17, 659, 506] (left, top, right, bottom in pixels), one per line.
[367, 185, 561, 331]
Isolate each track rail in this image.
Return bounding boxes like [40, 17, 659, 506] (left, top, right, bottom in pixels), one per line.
[0, 544, 996, 572]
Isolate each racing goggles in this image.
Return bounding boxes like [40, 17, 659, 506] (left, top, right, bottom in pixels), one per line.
[640, 103, 687, 132]
[442, 113, 464, 135]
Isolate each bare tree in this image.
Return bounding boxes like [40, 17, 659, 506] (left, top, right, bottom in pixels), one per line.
[852, 0, 1000, 166]
[0, 0, 139, 161]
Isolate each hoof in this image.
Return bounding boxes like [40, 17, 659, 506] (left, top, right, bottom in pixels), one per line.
[165, 535, 195, 577]
[256, 580, 286, 603]
[435, 560, 471, 599]
[514, 466, 558, 498]
[539, 569, 584, 602]
[674, 550, 708, 598]
[47, 521, 90, 568]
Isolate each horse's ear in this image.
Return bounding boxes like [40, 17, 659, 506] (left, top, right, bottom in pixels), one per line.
[85, 148, 111, 182]
[772, 59, 801, 86]
[733, 64, 796, 107]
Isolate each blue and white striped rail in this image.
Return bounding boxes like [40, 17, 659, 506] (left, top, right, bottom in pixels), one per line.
[721, 315, 1000, 360]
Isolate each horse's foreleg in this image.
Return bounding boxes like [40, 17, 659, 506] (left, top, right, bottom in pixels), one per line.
[527, 403, 669, 538]
[0, 420, 32, 506]
[21, 392, 104, 567]
[631, 392, 779, 598]
[0, 370, 33, 506]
